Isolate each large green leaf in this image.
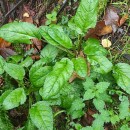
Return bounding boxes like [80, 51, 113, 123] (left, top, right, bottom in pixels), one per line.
[72, 57, 87, 77]
[20, 56, 33, 68]
[73, 0, 98, 33]
[113, 63, 130, 94]
[29, 59, 52, 88]
[84, 38, 112, 74]
[40, 44, 59, 62]
[88, 55, 113, 74]
[0, 22, 41, 44]
[24, 119, 36, 130]
[29, 101, 53, 130]
[4, 63, 25, 80]
[0, 56, 5, 74]
[39, 25, 73, 49]
[0, 90, 12, 105]
[39, 58, 74, 99]
[3, 88, 26, 110]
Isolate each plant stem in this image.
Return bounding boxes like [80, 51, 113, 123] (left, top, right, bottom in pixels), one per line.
[56, 46, 75, 57]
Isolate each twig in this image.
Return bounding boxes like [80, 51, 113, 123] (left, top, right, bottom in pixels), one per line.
[0, 0, 8, 15]
[57, 0, 68, 17]
[1, 0, 25, 25]
[33, 0, 52, 25]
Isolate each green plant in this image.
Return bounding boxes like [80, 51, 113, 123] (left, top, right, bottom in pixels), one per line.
[0, 0, 130, 130]
[45, 11, 57, 25]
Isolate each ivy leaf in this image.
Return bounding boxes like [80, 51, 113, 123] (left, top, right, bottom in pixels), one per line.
[73, 0, 98, 33]
[119, 96, 129, 119]
[0, 56, 5, 74]
[93, 110, 110, 124]
[92, 115, 104, 130]
[39, 58, 74, 99]
[29, 60, 52, 88]
[29, 101, 53, 130]
[72, 57, 87, 77]
[39, 25, 73, 49]
[0, 22, 41, 44]
[83, 89, 95, 100]
[4, 63, 25, 80]
[3, 88, 26, 110]
[40, 44, 59, 62]
[110, 115, 119, 124]
[113, 63, 130, 94]
[93, 98, 105, 111]
[96, 82, 110, 94]
[82, 76, 95, 90]
[68, 98, 85, 119]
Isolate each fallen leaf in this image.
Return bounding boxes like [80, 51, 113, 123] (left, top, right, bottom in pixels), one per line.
[31, 55, 40, 60]
[0, 48, 16, 58]
[104, 6, 119, 32]
[0, 38, 11, 48]
[101, 39, 112, 48]
[69, 72, 84, 83]
[118, 14, 129, 26]
[81, 109, 97, 126]
[95, 21, 113, 36]
[104, 6, 119, 25]
[85, 21, 113, 38]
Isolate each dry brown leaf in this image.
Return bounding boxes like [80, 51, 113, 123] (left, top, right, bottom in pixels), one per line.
[103, 6, 119, 32]
[31, 55, 40, 60]
[69, 72, 84, 83]
[0, 38, 11, 48]
[104, 6, 119, 25]
[0, 48, 16, 58]
[85, 21, 113, 38]
[81, 109, 97, 126]
[95, 21, 113, 36]
[98, 25, 113, 36]
[119, 14, 129, 26]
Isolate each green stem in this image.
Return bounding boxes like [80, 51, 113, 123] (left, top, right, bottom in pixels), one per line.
[56, 46, 75, 56]
[54, 110, 66, 118]
[77, 35, 83, 54]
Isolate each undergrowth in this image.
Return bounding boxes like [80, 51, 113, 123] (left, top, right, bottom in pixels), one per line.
[0, 0, 130, 130]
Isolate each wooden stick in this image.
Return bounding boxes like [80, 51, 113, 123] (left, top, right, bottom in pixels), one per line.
[1, 0, 25, 25]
